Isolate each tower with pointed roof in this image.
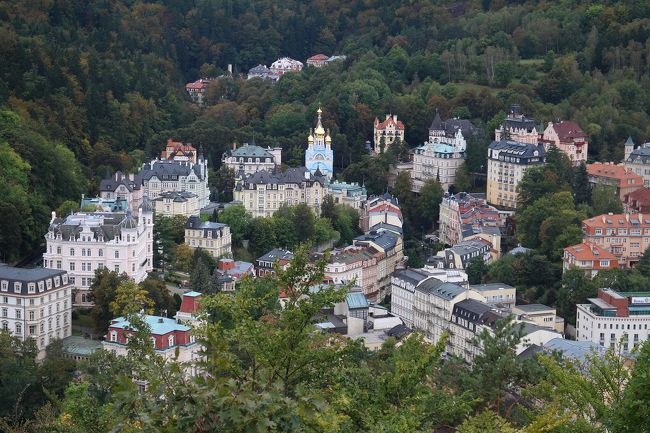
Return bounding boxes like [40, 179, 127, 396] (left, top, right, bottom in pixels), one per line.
[305, 108, 334, 180]
[625, 136, 635, 162]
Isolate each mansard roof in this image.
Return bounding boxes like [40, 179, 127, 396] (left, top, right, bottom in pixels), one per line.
[140, 160, 205, 181]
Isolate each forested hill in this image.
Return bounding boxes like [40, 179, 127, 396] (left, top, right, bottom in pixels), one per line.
[1, 0, 650, 261]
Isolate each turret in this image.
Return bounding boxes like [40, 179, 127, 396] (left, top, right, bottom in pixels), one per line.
[624, 136, 635, 161]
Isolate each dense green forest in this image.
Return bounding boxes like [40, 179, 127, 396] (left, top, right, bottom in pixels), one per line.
[1, 0, 650, 263]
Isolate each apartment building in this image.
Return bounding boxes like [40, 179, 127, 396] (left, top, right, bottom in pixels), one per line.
[233, 167, 327, 218]
[563, 242, 619, 276]
[587, 163, 643, 201]
[43, 204, 154, 307]
[576, 288, 650, 353]
[222, 142, 282, 176]
[486, 139, 545, 209]
[153, 191, 199, 217]
[0, 265, 73, 358]
[581, 213, 650, 268]
[140, 156, 210, 208]
[541, 121, 588, 165]
[184, 216, 232, 259]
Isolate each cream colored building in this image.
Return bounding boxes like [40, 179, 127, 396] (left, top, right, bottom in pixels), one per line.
[373, 114, 405, 154]
[486, 140, 545, 209]
[513, 304, 564, 333]
[153, 191, 199, 217]
[184, 216, 232, 258]
[494, 104, 540, 144]
[233, 167, 327, 218]
[222, 143, 282, 176]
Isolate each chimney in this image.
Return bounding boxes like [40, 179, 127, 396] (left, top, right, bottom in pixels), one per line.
[232, 142, 237, 150]
[158, 317, 164, 323]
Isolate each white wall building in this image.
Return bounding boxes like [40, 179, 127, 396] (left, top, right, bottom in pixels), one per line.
[43, 202, 154, 307]
[576, 288, 650, 354]
[222, 143, 282, 176]
[0, 265, 73, 359]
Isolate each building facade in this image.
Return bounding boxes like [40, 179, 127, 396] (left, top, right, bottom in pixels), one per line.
[44, 205, 154, 307]
[140, 156, 210, 208]
[625, 187, 650, 213]
[576, 288, 650, 353]
[233, 167, 327, 218]
[563, 242, 619, 276]
[587, 163, 643, 201]
[160, 139, 197, 163]
[541, 121, 588, 165]
[359, 194, 403, 233]
[373, 114, 405, 154]
[431, 239, 493, 270]
[438, 192, 502, 250]
[411, 112, 467, 192]
[0, 265, 73, 358]
[328, 181, 367, 209]
[153, 191, 199, 217]
[269, 57, 303, 75]
[305, 108, 334, 180]
[222, 143, 282, 176]
[486, 140, 545, 209]
[185, 78, 215, 105]
[306, 54, 329, 67]
[184, 216, 232, 259]
[255, 249, 293, 277]
[104, 313, 200, 375]
[494, 104, 540, 144]
[624, 138, 650, 187]
[581, 213, 650, 268]
[99, 171, 143, 213]
[469, 283, 516, 310]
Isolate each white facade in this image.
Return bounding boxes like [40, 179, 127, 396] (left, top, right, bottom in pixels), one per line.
[43, 208, 154, 307]
[411, 130, 466, 192]
[222, 143, 281, 176]
[0, 266, 73, 359]
[153, 191, 199, 217]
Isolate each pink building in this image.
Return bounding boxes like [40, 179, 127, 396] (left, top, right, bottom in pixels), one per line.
[99, 171, 143, 213]
[542, 121, 588, 165]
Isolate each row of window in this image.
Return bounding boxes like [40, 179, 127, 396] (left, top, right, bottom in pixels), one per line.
[1, 314, 68, 335]
[0, 275, 67, 293]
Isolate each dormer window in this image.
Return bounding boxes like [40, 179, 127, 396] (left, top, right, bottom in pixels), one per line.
[0, 281, 7, 292]
[38, 281, 44, 292]
[28, 283, 35, 294]
[13, 282, 21, 293]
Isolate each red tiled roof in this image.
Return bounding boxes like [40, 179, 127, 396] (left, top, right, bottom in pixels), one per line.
[551, 121, 587, 141]
[583, 213, 650, 229]
[587, 163, 643, 189]
[374, 116, 405, 130]
[308, 54, 329, 61]
[626, 187, 650, 205]
[564, 242, 616, 261]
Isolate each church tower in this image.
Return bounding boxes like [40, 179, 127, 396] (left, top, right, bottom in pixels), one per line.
[305, 108, 334, 180]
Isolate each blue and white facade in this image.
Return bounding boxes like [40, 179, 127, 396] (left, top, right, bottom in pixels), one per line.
[305, 108, 334, 181]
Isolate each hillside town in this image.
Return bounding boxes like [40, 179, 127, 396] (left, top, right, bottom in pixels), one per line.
[2, 1, 650, 431]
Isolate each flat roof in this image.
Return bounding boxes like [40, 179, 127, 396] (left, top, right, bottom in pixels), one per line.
[588, 297, 617, 310]
[514, 304, 555, 313]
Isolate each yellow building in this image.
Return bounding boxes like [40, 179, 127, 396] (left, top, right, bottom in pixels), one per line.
[486, 140, 545, 209]
[184, 216, 232, 258]
[153, 191, 199, 217]
[233, 167, 327, 218]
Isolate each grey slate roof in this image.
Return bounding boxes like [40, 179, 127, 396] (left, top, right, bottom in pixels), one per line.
[99, 171, 142, 192]
[488, 139, 545, 162]
[154, 191, 198, 203]
[0, 264, 69, 295]
[354, 231, 398, 251]
[257, 248, 294, 263]
[228, 145, 274, 159]
[429, 111, 480, 138]
[186, 216, 228, 236]
[393, 268, 431, 286]
[626, 145, 650, 164]
[48, 213, 140, 242]
[241, 167, 326, 188]
[140, 160, 205, 181]
[416, 280, 465, 300]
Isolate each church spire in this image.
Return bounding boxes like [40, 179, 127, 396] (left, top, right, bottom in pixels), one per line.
[314, 107, 325, 136]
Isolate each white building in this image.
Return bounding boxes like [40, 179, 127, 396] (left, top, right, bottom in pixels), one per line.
[140, 156, 210, 208]
[624, 138, 650, 187]
[222, 142, 282, 176]
[43, 202, 154, 307]
[328, 181, 367, 209]
[0, 265, 73, 359]
[269, 57, 303, 76]
[412, 280, 485, 345]
[391, 267, 469, 327]
[576, 288, 650, 354]
[184, 216, 232, 259]
[411, 111, 468, 192]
